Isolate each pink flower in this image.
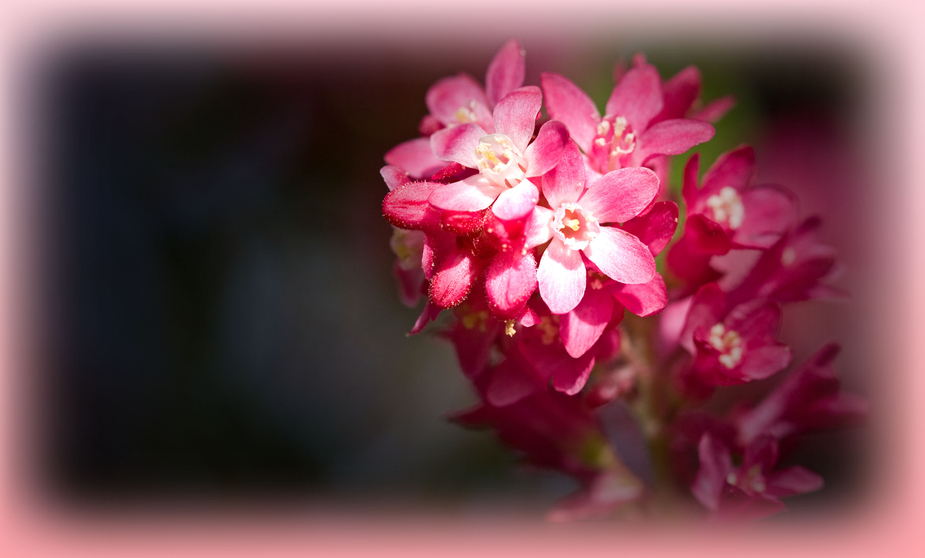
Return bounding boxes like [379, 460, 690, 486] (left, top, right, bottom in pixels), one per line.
[428, 86, 570, 221]
[541, 62, 715, 176]
[680, 283, 792, 388]
[532, 142, 660, 315]
[667, 146, 798, 289]
[384, 39, 526, 180]
[691, 433, 823, 520]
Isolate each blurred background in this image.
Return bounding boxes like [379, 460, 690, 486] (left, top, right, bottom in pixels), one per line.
[29, 31, 875, 518]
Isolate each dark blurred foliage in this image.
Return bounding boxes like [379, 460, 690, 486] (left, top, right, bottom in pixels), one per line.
[33, 37, 870, 515]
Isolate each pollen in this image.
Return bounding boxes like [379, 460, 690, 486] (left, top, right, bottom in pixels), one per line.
[505, 320, 516, 337]
[708, 323, 744, 369]
[537, 315, 560, 345]
[706, 186, 745, 229]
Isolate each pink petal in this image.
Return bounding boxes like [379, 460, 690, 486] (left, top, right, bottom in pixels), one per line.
[683, 214, 733, 254]
[539, 139, 585, 209]
[425, 74, 491, 127]
[551, 354, 595, 395]
[611, 274, 667, 317]
[651, 66, 701, 125]
[560, 288, 614, 358]
[766, 467, 823, 498]
[738, 345, 792, 382]
[620, 201, 679, 256]
[523, 120, 570, 177]
[726, 299, 781, 341]
[681, 152, 700, 209]
[428, 174, 502, 213]
[492, 86, 542, 153]
[537, 239, 586, 315]
[733, 185, 798, 249]
[691, 95, 736, 122]
[701, 145, 756, 196]
[540, 72, 600, 153]
[384, 138, 446, 180]
[409, 300, 442, 335]
[491, 179, 539, 221]
[578, 167, 659, 224]
[380, 164, 411, 191]
[393, 259, 424, 307]
[630, 119, 715, 167]
[449, 319, 501, 379]
[430, 122, 486, 167]
[429, 250, 480, 308]
[524, 206, 554, 249]
[691, 433, 732, 512]
[485, 358, 544, 407]
[583, 227, 656, 285]
[486, 251, 538, 319]
[486, 38, 526, 107]
[605, 64, 663, 132]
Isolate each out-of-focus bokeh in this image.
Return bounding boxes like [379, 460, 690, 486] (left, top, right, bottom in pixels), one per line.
[29, 33, 873, 518]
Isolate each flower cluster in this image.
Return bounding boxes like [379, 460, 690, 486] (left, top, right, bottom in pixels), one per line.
[380, 40, 864, 520]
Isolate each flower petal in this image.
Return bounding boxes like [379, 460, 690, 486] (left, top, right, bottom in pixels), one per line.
[538, 239, 586, 315]
[523, 120, 570, 177]
[541, 72, 600, 153]
[560, 287, 614, 358]
[486, 251, 538, 319]
[425, 74, 491, 127]
[380, 164, 411, 191]
[620, 201, 679, 257]
[384, 138, 446, 180]
[485, 358, 544, 407]
[579, 167, 659, 224]
[583, 227, 656, 285]
[605, 64, 663, 132]
[492, 86, 542, 152]
[486, 38, 526, 107]
[691, 95, 736, 122]
[651, 66, 701, 125]
[430, 122, 486, 167]
[733, 185, 798, 249]
[611, 273, 668, 317]
[429, 174, 503, 213]
[540, 139, 585, 209]
[630, 119, 715, 167]
[524, 206, 554, 249]
[701, 145, 756, 196]
[766, 466, 824, 498]
[492, 179, 539, 221]
[691, 433, 732, 512]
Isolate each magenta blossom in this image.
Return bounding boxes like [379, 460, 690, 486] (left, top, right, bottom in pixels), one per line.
[692, 433, 822, 520]
[384, 39, 526, 180]
[428, 86, 569, 221]
[541, 62, 715, 176]
[530, 141, 659, 315]
[680, 283, 792, 389]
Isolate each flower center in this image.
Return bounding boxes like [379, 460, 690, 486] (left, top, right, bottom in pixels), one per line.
[552, 203, 601, 251]
[454, 103, 477, 124]
[475, 134, 527, 188]
[705, 186, 745, 230]
[727, 465, 766, 494]
[708, 323, 744, 369]
[592, 116, 636, 172]
[537, 315, 560, 345]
